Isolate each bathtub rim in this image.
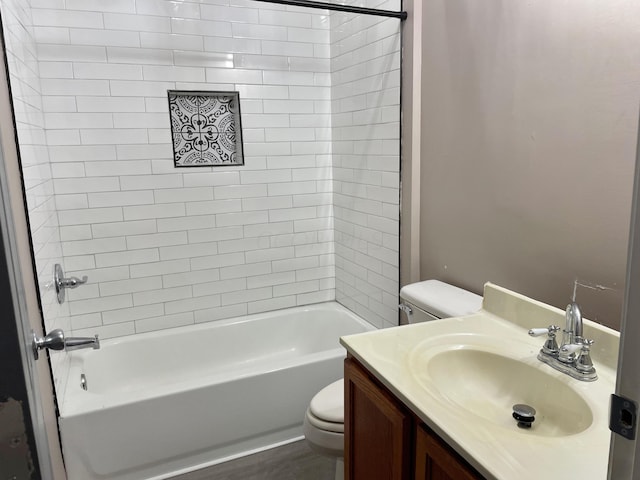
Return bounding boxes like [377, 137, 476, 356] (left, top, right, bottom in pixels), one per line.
[60, 301, 375, 417]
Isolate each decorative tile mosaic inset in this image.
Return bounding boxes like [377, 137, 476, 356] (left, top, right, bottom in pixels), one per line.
[168, 90, 244, 167]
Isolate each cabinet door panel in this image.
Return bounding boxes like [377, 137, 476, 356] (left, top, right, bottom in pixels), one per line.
[345, 358, 412, 480]
[415, 424, 483, 480]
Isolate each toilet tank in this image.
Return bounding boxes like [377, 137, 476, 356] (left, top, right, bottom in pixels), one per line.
[399, 280, 482, 323]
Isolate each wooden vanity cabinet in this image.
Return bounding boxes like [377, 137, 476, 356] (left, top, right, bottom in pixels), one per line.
[345, 356, 484, 480]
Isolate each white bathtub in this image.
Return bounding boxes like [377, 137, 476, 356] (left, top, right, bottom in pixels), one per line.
[58, 302, 375, 480]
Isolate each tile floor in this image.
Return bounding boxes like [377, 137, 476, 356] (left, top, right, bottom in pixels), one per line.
[170, 440, 335, 480]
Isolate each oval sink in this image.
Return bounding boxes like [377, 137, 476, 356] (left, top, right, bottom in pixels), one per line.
[412, 347, 593, 437]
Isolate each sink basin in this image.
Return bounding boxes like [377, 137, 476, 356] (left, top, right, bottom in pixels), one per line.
[411, 345, 593, 437]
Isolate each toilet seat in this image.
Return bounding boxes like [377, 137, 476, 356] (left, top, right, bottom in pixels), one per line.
[309, 379, 344, 427]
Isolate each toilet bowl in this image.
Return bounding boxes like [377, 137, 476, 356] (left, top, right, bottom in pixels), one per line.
[303, 280, 483, 480]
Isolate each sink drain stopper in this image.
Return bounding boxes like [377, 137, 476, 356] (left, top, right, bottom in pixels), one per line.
[512, 404, 536, 429]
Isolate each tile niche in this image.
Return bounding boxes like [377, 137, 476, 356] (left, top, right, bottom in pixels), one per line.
[168, 90, 244, 167]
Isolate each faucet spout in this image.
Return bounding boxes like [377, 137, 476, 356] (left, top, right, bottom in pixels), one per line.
[565, 301, 583, 342]
[65, 335, 100, 351]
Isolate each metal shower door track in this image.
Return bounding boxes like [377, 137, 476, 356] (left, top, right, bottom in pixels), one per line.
[251, 0, 407, 20]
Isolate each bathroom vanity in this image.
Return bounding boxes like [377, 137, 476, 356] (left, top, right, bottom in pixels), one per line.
[345, 356, 481, 479]
[341, 283, 619, 480]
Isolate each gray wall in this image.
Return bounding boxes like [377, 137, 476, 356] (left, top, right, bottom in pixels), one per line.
[417, 0, 640, 329]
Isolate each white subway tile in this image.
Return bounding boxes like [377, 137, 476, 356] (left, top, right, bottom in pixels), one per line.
[102, 304, 164, 324]
[219, 261, 271, 280]
[104, 13, 170, 32]
[69, 28, 140, 48]
[247, 271, 295, 289]
[100, 276, 162, 296]
[58, 206, 122, 225]
[121, 174, 182, 190]
[171, 18, 231, 37]
[263, 100, 314, 114]
[70, 313, 102, 331]
[239, 169, 290, 185]
[130, 259, 191, 278]
[123, 203, 185, 220]
[195, 304, 247, 323]
[241, 196, 292, 211]
[261, 41, 313, 58]
[268, 181, 316, 196]
[112, 113, 167, 129]
[80, 129, 148, 145]
[183, 171, 240, 187]
[165, 295, 221, 315]
[260, 10, 311, 28]
[163, 268, 220, 289]
[218, 236, 270, 254]
[133, 285, 192, 305]
[77, 96, 146, 112]
[190, 252, 245, 271]
[92, 220, 157, 238]
[95, 248, 159, 268]
[135, 312, 194, 333]
[243, 221, 293, 238]
[70, 294, 132, 316]
[205, 68, 262, 84]
[140, 32, 203, 51]
[221, 287, 272, 306]
[297, 289, 333, 305]
[117, 144, 170, 160]
[216, 210, 268, 227]
[245, 246, 293, 263]
[127, 231, 187, 250]
[173, 51, 234, 68]
[60, 225, 92, 241]
[186, 199, 241, 216]
[88, 190, 154, 208]
[248, 295, 295, 314]
[135, 0, 200, 18]
[76, 265, 130, 283]
[204, 36, 259, 56]
[193, 277, 246, 297]
[56, 194, 88, 211]
[296, 265, 334, 281]
[214, 184, 267, 199]
[201, 5, 259, 23]
[87, 160, 152, 177]
[32, 9, 104, 28]
[39, 61, 73, 78]
[188, 225, 243, 244]
[143, 65, 205, 82]
[107, 47, 173, 65]
[65, 255, 96, 271]
[62, 237, 126, 256]
[232, 23, 286, 41]
[74, 322, 135, 339]
[41, 78, 109, 96]
[274, 279, 318, 297]
[51, 162, 85, 178]
[157, 215, 216, 232]
[43, 96, 77, 112]
[159, 241, 218, 261]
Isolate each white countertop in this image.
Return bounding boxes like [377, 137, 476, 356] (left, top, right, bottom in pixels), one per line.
[340, 283, 619, 480]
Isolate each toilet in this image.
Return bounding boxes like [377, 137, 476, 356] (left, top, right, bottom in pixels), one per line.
[303, 280, 483, 480]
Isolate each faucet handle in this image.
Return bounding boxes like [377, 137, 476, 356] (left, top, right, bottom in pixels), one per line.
[576, 338, 596, 375]
[528, 325, 560, 337]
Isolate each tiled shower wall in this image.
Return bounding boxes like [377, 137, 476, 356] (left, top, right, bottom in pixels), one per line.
[1, 0, 72, 395]
[32, 0, 338, 339]
[5, 0, 400, 355]
[330, 1, 401, 329]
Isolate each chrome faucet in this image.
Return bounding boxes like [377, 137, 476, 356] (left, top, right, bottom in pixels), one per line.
[528, 287, 597, 381]
[32, 328, 100, 360]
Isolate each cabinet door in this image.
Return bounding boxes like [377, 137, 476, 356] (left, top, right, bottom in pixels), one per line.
[345, 357, 412, 480]
[414, 424, 483, 480]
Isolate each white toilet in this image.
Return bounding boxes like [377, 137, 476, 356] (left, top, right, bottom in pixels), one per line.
[303, 280, 483, 480]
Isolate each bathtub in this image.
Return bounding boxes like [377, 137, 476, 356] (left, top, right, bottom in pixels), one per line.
[58, 302, 375, 480]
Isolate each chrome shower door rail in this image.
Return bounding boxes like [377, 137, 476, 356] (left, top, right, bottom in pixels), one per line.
[250, 0, 407, 20]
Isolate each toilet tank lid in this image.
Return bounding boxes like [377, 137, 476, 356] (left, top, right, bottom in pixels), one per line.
[400, 280, 482, 318]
